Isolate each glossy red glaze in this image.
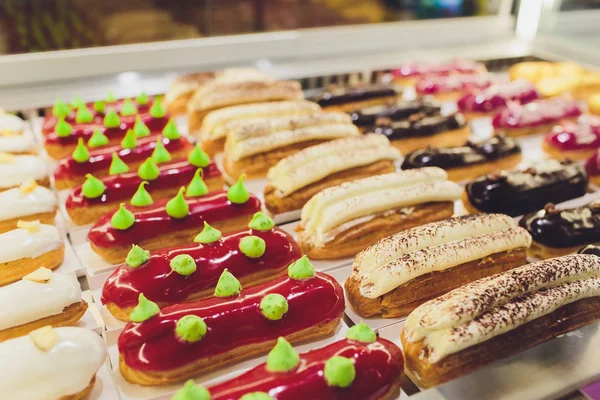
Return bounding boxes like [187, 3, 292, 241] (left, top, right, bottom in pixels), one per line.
[416, 74, 498, 95]
[102, 227, 301, 308]
[457, 80, 540, 113]
[586, 150, 600, 177]
[118, 273, 345, 372]
[492, 98, 582, 129]
[53, 136, 192, 180]
[44, 115, 167, 145]
[87, 190, 262, 248]
[208, 338, 403, 400]
[392, 59, 485, 78]
[545, 119, 600, 151]
[66, 159, 221, 209]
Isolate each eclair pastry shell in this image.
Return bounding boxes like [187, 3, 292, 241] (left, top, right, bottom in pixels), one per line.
[0, 210, 57, 234]
[527, 240, 598, 260]
[60, 376, 96, 400]
[497, 117, 579, 138]
[318, 96, 400, 112]
[0, 245, 65, 286]
[390, 126, 470, 155]
[345, 248, 527, 318]
[442, 153, 522, 182]
[541, 139, 597, 161]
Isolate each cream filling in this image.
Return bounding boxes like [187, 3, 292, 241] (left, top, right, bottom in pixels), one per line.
[0, 155, 47, 188]
[405, 254, 600, 342]
[227, 123, 359, 161]
[421, 275, 600, 364]
[0, 327, 105, 400]
[0, 224, 62, 264]
[301, 168, 448, 227]
[361, 227, 531, 299]
[0, 135, 34, 153]
[0, 186, 57, 222]
[0, 273, 82, 331]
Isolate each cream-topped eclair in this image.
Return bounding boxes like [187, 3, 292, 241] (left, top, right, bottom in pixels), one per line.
[0, 221, 64, 286]
[165, 72, 216, 115]
[222, 112, 359, 182]
[0, 113, 26, 135]
[297, 168, 461, 259]
[402, 254, 600, 387]
[196, 100, 321, 155]
[345, 213, 531, 318]
[0, 180, 57, 233]
[264, 135, 401, 214]
[0, 326, 105, 399]
[0, 268, 87, 341]
[0, 154, 48, 191]
[0, 134, 35, 154]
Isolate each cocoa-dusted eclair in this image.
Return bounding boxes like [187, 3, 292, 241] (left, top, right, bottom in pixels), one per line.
[222, 111, 360, 182]
[415, 73, 500, 101]
[196, 100, 322, 156]
[102, 213, 302, 321]
[402, 254, 600, 387]
[345, 213, 532, 318]
[401, 135, 522, 182]
[493, 97, 582, 137]
[264, 135, 400, 215]
[164, 72, 216, 115]
[297, 168, 461, 260]
[310, 84, 400, 112]
[542, 116, 600, 160]
[65, 145, 223, 225]
[53, 130, 193, 189]
[585, 149, 600, 186]
[118, 265, 345, 385]
[187, 324, 403, 400]
[87, 179, 261, 264]
[391, 58, 487, 87]
[349, 98, 441, 131]
[463, 159, 588, 217]
[370, 112, 469, 154]
[519, 201, 600, 259]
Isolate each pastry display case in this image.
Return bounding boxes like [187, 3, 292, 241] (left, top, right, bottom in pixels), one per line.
[0, 1, 599, 400]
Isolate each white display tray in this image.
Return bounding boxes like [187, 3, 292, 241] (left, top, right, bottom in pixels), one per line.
[90, 360, 123, 400]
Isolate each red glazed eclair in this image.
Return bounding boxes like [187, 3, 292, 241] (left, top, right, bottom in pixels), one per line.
[65, 145, 223, 225]
[118, 267, 345, 385]
[87, 179, 261, 264]
[53, 133, 193, 190]
[102, 213, 302, 321]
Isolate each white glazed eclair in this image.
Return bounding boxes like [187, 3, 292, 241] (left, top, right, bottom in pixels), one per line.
[222, 112, 360, 182]
[0, 134, 35, 154]
[263, 134, 401, 214]
[0, 180, 57, 233]
[0, 113, 26, 135]
[0, 326, 105, 399]
[0, 154, 48, 190]
[345, 213, 531, 318]
[0, 268, 87, 341]
[296, 168, 461, 259]
[402, 254, 600, 387]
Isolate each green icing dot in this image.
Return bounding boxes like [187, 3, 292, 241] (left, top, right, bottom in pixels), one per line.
[136, 92, 149, 106]
[106, 91, 117, 103]
[171, 380, 210, 400]
[133, 117, 150, 138]
[170, 254, 197, 276]
[346, 322, 377, 343]
[55, 117, 72, 137]
[266, 337, 299, 372]
[150, 96, 166, 118]
[130, 181, 154, 207]
[71, 95, 85, 108]
[162, 119, 181, 140]
[126, 245, 150, 268]
[120, 98, 138, 116]
[94, 100, 106, 113]
[166, 187, 189, 219]
[227, 175, 249, 204]
[239, 236, 266, 258]
[109, 153, 130, 175]
[239, 393, 273, 400]
[82, 174, 105, 199]
[287, 255, 315, 280]
[138, 157, 160, 180]
[248, 212, 274, 231]
[186, 169, 208, 197]
[259, 293, 288, 321]
[194, 222, 222, 244]
[129, 293, 159, 322]
[121, 129, 137, 149]
[151, 139, 172, 163]
[188, 144, 211, 168]
[87, 129, 109, 148]
[104, 109, 121, 128]
[75, 106, 93, 123]
[176, 315, 207, 343]
[52, 100, 71, 118]
[324, 356, 356, 388]
[214, 269, 241, 297]
[72, 138, 90, 163]
[111, 203, 135, 230]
